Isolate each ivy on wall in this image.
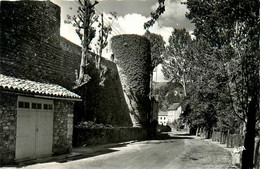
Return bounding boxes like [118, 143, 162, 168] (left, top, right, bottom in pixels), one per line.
[111, 34, 152, 127]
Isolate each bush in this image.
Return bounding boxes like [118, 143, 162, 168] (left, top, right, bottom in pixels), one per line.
[157, 125, 171, 132]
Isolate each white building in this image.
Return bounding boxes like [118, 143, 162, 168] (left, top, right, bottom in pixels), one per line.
[158, 103, 182, 126]
[167, 103, 182, 123]
[158, 110, 168, 126]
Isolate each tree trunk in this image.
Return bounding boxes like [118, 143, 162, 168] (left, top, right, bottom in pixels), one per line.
[241, 98, 257, 169]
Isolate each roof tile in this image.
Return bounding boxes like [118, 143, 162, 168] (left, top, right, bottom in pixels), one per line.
[0, 74, 80, 99]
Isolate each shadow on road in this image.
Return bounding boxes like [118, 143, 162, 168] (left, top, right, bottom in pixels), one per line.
[13, 132, 194, 167]
[148, 132, 195, 141]
[14, 143, 129, 167]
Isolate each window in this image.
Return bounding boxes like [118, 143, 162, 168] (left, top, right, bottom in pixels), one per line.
[32, 103, 42, 109]
[44, 104, 53, 110]
[18, 101, 30, 108]
[37, 103, 42, 109]
[44, 104, 48, 110]
[32, 103, 37, 109]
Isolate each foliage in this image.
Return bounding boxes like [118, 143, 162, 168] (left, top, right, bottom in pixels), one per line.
[144, 0, 165, 29]
[152, 82, 183, 111]
[162, 28, 241, 132]
[75, 121, 116, 129]
[157, 125, 171, 132]
[185, 0, 259, 168]
[162, 28, 193, 96]
[144, 30, 165, 70]
[111, 35, 151, 127]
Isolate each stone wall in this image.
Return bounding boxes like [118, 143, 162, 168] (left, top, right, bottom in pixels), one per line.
[74, 57, 133, 127]
[111, 35, 151, 127]
[73, 127, 147, 147]
[53, 100, 74, 155]
[0, 1, 133, 127]
[0, 92, 17, 166]
[0, 1, 81, 90]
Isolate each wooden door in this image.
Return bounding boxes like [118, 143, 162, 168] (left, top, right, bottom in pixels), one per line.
[16, 108, 37, 160]
[16, 96, 54, 161]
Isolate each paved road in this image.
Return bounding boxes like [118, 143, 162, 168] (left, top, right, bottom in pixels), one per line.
[5, 132, 232, 169]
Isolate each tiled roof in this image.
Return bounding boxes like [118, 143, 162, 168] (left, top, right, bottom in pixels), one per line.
[0, 74, 81, 99]
[168, 103, 181, 110]
[158, 110, 168, 116]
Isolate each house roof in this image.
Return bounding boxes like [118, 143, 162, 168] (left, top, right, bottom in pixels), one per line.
[168, 103, 181, 110]
[0, 74, 81, 99]
[158, 110, 168, 116]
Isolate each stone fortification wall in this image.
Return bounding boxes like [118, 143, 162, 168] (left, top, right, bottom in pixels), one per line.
[73, 57, 133, 127]
[111, 34, 151, 127]
[0, 1, 81, 90]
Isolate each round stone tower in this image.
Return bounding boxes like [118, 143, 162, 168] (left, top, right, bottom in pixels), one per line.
[111, 34, 151, 127]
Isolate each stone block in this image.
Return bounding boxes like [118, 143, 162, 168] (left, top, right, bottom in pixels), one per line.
[9, 135, 14, 140]
[3, 126, 9, 131]
[9, 125, 15, 131]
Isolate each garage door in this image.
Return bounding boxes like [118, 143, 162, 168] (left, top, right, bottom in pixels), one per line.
[16, 96, 54, 161]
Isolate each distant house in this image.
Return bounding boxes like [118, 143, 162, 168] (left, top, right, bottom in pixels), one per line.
[167, 103, 182, 123]
[158, 110, 168, 126]
[158, 103, 182, 126]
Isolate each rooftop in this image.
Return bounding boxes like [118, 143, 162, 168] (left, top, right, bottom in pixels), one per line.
[0, 74, 81, 99]
[168, 103, 181, 110]
[158, 110, 168, 116]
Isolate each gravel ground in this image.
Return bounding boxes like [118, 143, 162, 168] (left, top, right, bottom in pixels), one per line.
[173, 137, 236, 169]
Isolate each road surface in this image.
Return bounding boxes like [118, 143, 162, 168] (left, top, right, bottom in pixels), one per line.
[4, 132, 233, 169]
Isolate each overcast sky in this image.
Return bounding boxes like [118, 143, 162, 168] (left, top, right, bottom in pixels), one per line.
[51, 0, 194, 82]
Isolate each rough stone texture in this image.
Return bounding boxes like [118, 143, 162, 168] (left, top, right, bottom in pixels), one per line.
[73, 127, 147, 147]
[0, 1, 81, 90]
[0, 1, 133, 128]
[53, 100, 74, 155]
[0, 92, 17, 166]
[73, 57, 133, 127]
[111, 35, 151, 127]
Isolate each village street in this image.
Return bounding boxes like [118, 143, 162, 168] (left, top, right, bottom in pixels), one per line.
[3, 132, 234, 169]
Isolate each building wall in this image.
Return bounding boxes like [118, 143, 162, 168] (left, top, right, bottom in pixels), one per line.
[0, 91, 76, 165]
[0, 92, 17, 166]
[168, 106, 182, 123]
[53, 100, 74, 155]
[0, 1, 81, 90]
[0, 1, 133, 127]
[158, 115, 168, 126]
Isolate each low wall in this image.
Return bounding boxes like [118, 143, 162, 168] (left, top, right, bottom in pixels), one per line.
[73, 127, 147, 147]
[212, 131, 243, 148]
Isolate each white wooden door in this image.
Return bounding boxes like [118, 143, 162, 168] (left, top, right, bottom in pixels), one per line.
[16, 96, 54, 161]
[36, 110, 53, 157]
[16, 109, 37, 160]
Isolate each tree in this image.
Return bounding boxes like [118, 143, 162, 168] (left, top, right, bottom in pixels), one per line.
[144, 0, 165, 29]
[144, 30, 165, 71]
[153, 82, 184, 111]
[95, 12, 116, 86]
[148, 1, 259, 167]
[95, 12, 116, 69]
[185, 1, 259, 168]
[65, 0, 99, 88]
[162, 28, 192, 97]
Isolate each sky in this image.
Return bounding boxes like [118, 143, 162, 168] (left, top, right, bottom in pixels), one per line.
[51, 0, 194, 82]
